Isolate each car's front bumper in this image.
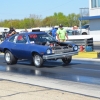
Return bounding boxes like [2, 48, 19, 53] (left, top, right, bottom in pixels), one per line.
[43, 51, 78, 60]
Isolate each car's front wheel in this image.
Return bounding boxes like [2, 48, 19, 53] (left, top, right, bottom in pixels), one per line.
[4, 50, 17, 65]
[62, 56, 72, 65]
[33, 54, 43, 68]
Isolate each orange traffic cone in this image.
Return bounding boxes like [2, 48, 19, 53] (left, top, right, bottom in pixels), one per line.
[80, 45, 84, 52]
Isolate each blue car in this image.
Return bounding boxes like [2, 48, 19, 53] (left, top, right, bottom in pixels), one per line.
[0, 32, 78, 67]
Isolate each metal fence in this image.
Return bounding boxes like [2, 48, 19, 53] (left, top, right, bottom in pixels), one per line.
[68, 38, 93, 51]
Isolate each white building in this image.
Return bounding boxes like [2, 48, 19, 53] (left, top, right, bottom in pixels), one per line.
[79, 0, 100, 35]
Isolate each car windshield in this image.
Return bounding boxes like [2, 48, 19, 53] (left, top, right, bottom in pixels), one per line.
[81, 24, 89, 29]
[28, 33, 56, 43]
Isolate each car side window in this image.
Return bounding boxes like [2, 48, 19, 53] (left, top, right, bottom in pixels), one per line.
[16, 35, 27, 44]
[9, 35, 16, 42]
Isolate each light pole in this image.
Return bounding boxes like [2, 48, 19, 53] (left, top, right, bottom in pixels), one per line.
[79, 8, 89, 34]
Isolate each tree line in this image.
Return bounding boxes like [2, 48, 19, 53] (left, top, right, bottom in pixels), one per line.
[0, 12, 88, 29]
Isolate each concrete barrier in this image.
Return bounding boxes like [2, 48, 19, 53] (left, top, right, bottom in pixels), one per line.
[73, 51, 100, 58]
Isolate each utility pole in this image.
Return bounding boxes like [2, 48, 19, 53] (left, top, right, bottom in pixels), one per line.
[79, 8, 82, 35]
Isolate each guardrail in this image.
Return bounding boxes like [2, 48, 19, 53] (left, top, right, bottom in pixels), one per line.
[68, 37, 93, 52]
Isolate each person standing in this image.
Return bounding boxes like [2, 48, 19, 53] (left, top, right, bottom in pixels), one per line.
[6, 27, 16, 38]
[56, 24, 68, 42]
[72, 26, 78, 35]
[51, 26, 57, 39]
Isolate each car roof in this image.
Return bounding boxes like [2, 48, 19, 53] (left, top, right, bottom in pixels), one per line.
[19, 31, 46, 35]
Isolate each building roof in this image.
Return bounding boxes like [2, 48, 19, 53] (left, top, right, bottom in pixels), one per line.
[79, 15, 100, 20]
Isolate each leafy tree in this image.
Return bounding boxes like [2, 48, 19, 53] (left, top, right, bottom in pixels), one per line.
[0, 13, 88, 28]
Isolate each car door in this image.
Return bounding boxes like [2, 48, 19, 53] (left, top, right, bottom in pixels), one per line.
[11, 34, 31, 59]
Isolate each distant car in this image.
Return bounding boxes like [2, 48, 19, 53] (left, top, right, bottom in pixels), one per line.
[0, 32, 78, 67]
[1, 32, 8, 41]
[78, 24, 90, 35]
[67, 29, 80, 35]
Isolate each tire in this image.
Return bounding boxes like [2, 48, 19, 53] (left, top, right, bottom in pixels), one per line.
[33, 54, 43, 68]
[4, 50, 17, 65]
[62, 56, 72, 65]
[82, 32, 87, 35]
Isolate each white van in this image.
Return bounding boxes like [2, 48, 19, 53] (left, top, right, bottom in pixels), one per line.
[79, 24, 90, 35]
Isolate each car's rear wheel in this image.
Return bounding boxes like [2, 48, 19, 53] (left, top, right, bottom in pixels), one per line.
[62, 56, 72, 65]
[4, 50, 17, 65]
[33, 54, 43, 68]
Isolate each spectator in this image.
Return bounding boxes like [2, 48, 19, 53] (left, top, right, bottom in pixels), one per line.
[56, 24, 68, 42]
[51, 26, 57, 39]
[72, 26, 78, 35]
[6, 27, 16, 38]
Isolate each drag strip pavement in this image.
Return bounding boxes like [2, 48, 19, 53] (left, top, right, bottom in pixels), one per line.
[0, 56, 100, 98]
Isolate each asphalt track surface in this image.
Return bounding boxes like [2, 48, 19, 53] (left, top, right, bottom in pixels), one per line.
[0, 55, 100, 84]
[0, 54, 100, 98]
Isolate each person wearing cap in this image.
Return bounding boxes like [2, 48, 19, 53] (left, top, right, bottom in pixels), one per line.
[56, 24, 68, 42]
